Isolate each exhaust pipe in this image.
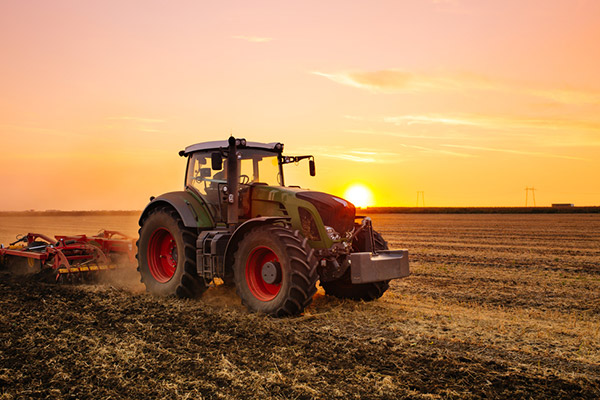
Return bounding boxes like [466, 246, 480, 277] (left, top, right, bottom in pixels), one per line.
[226, 136, 239, 230]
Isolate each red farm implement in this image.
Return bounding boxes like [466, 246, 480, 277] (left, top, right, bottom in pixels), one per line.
[0, 230, 135, 282]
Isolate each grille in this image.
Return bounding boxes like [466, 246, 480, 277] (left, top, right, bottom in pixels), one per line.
[296, 191, 355, 235]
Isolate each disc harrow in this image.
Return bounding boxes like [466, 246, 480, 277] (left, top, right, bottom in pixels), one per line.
[0, 230, 136, 282]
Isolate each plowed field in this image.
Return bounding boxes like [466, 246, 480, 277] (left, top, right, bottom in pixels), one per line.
[1, 213, 599, 399]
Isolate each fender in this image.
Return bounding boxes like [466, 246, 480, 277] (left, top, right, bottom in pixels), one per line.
[139, 191, 214, 229]
[223, 216, 290, 270]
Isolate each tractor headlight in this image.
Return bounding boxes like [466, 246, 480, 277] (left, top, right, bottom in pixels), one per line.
[325, 226, 341, 241]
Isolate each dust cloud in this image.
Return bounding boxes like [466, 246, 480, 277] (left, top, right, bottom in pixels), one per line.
[201, 279, 245, 311]
[96, 260, 145, 293]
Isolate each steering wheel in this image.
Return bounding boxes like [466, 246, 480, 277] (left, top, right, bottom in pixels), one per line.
[239, 174, 250, 184]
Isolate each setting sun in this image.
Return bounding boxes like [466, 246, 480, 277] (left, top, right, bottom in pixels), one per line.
[343, 184, 375, 209]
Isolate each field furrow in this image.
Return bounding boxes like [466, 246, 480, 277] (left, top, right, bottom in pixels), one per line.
[1, 213, 599, 399]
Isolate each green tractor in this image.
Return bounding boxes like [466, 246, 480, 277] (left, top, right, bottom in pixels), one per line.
[137, 137, 409, 316]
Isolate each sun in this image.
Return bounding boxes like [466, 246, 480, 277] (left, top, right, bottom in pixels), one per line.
[343, 184, 375, 209]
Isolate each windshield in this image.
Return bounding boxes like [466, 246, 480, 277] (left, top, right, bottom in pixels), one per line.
[238, 149, 281, 186]
[186, 149, 282, 198]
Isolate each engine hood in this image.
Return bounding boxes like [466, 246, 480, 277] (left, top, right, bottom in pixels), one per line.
[296, 191, 356, 235]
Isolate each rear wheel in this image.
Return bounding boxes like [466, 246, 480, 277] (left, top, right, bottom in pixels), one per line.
[233, 224, 318, 316]
[137, 207, 206, 298]
[321, 229, 390, 301]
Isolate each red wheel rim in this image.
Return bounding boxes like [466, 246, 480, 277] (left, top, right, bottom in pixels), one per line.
[147, 228, 177, 283]
[246, 246, 281, 301]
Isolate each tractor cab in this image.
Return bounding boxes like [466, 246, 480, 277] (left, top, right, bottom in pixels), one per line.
[185, 142, 283, 187]
[182, 139, 314, 224]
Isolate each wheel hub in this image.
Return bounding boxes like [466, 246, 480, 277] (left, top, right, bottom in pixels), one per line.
[245, 246, 282, 301]
[261, 261, 281, 284]
[147, 228, 177, 283]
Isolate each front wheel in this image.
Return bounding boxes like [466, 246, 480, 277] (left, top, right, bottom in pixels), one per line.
[233, 224, 318, 317]
[137, 207, 206, 298]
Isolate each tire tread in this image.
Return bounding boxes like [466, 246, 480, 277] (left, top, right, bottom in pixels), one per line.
[137, 206, 206, 298]
[234, 223, 317, 316]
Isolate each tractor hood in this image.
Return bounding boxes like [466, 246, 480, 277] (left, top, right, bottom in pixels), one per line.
[296, 191, 356, 235]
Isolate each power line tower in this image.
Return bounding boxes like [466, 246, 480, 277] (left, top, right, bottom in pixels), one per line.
[416, 191, 425, 207]
[525, 187, 536, 207]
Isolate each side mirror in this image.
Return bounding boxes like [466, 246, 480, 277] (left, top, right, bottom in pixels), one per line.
[309, 159, 316, 176]
[211, 152, 223, 170]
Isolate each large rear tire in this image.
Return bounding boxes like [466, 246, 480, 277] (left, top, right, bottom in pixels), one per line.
[321, 229, 390, 301]
[137, 207, 206, 298]
[233, 224, 318, 317]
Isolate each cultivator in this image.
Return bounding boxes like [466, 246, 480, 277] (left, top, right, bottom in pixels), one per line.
[0, 230, 136, 282]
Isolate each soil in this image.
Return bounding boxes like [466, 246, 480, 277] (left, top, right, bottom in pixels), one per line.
[1, 214, 599, 399]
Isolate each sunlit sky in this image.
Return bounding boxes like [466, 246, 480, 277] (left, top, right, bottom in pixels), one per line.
[1, 0, 599, 210]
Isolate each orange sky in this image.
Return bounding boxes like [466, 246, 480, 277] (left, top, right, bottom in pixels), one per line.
[1, 0, 599, 210]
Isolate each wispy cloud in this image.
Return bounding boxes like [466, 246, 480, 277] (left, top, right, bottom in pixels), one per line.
[345, 128, 469, 141]
[381, 113, 600, 133]
[441, 144, 587, 160]
[347, 120, 600, 149]
[311, 144, 473, 161]
[231, 35, 273, 43]
[313, 69, 600, 105]
[106, 116, 165, 123]
[541, 138, 600, 148]
[104, 116, 167, 134]
[312, 70, 418, 93]
[296, 145, 404, 163]
[400, 144, 476, 158]
[313, 69, 505, 93]
[383, 115, 479, 127]
[321, 153, 376, 163]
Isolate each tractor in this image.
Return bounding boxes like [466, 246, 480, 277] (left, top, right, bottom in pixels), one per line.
[137, 137, 409, 316]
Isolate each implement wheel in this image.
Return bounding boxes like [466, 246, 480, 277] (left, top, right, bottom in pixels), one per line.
[321, 229, 390, 301]
[137, 207, 206, 298]
[233, 224, 318, 317]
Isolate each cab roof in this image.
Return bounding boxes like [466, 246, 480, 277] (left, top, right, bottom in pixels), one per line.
[181, 140, 282, 156]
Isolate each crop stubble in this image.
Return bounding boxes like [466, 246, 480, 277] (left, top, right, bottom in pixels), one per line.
[0, 213, 599, 399]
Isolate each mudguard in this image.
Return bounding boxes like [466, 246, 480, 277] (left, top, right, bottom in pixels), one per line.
[139, 191, 214, 229]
